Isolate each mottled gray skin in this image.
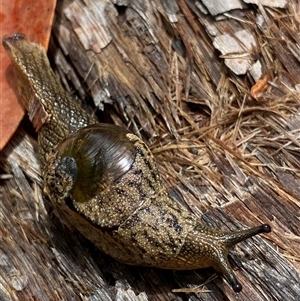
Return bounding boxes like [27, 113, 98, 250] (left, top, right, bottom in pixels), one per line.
[3, 33, 271, 293]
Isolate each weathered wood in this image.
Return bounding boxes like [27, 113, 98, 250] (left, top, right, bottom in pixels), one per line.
[1, 0, 300, 300]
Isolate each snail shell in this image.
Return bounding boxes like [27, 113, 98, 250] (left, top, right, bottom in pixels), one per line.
[3, 33, 271, 293]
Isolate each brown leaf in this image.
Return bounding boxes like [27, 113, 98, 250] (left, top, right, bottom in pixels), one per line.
[0, 0, 57, 150]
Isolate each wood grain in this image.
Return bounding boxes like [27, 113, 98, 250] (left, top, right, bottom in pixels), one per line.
[0, 0, 299, 300]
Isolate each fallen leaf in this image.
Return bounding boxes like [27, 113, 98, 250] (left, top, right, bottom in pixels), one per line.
[0, 0, 56, 150]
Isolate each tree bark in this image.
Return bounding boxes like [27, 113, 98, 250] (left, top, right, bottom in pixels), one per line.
[1, 0, 299, 300]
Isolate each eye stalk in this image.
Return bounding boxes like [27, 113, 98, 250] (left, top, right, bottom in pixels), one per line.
[219, 223, 271, 292]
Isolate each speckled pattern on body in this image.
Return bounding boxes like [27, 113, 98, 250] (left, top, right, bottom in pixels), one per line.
[2, 33, 271, 293]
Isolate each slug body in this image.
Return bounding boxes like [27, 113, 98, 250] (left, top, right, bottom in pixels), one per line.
[3, 34, 271, 293]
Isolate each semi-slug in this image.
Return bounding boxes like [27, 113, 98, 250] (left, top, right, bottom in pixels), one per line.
[3, 33, 271, 293]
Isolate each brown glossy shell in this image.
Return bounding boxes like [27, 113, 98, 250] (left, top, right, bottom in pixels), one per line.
[56, 123, 136, 203]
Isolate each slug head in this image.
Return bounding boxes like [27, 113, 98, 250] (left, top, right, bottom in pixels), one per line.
[216, 223, 271, 292]
[180, 223, 271, 292]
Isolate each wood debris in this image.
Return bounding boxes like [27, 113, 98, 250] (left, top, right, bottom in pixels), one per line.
[1, 0, 300, 300]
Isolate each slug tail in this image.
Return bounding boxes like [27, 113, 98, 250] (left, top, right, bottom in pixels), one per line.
[3, 33, 98, 169]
